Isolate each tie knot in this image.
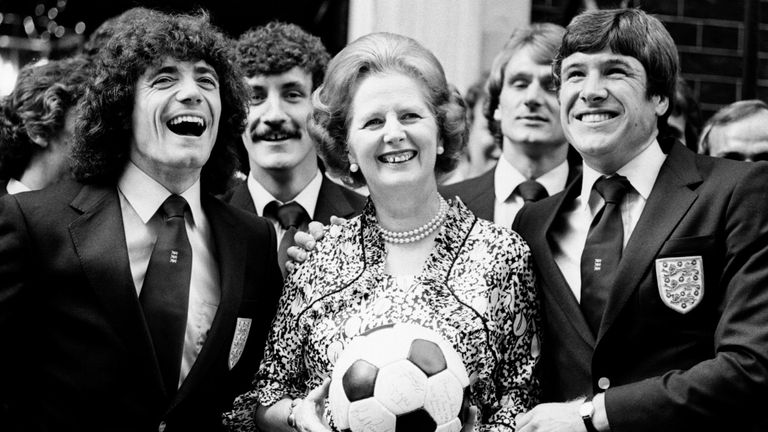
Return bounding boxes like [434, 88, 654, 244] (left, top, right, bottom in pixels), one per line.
[266, 201, 309, 229]
[516, 180, 549, 203]
[594, 175, 631, 204]
[161, 194, 188, 219]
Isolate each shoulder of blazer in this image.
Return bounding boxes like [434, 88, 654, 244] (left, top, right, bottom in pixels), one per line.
[439, 167, 495, 201]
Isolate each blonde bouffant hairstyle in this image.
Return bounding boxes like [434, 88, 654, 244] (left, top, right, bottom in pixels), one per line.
[308, 32, 467, 187]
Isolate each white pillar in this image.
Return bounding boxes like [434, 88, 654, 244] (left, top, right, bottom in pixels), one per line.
[348, 0, 532, 93]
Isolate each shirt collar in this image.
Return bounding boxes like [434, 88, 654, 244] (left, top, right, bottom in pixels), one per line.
[579, 139, 667, 211]
[6, 178, 31, 195]
[494, 156, 570, 201]
[247, 169, 322, 218]
[118, 161, 203, 225]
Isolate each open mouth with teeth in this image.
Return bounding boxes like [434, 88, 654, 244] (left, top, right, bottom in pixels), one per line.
[576, 112, 618, 123]
[378, 150, 417, 164]
[167, 115, 206, 137]
[256, 131, 300, 142]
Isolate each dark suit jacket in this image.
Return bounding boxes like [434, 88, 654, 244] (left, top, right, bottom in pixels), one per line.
[0, 179, 283, 432]
[440, 160, 581, 223]
[513, 142, 768, 431]
[221, 176, 366, 225]
[0, 179, 8, 198]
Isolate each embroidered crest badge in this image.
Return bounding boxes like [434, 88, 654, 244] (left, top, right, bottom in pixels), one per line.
[655, 256, 704, 314]
[229, 318, 252, 370]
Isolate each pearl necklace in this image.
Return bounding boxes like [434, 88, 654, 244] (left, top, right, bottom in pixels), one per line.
[379, 197, 448, 244]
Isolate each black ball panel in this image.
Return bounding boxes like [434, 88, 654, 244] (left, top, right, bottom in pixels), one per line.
[395, 408, 437, 432]
[343, 359, 379, 401]
[407, 339, 447, 377]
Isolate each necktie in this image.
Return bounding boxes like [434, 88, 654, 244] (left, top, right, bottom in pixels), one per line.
[265, 201, 309, 277]
[140, 194, 192, 395]
[516, 180, 549, 203]
[580, 175, 631, 335]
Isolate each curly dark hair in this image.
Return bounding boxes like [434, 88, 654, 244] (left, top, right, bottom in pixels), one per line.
[71, 9, 248, 194]
[308, 32, 467, 188]
[0, 56, 91, 180]
[81, 7, 155, 57]
[235, 21, 330, 90]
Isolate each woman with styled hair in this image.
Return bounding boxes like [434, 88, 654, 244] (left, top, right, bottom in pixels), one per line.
[227, 32, 541, 432]
[0, 56, 90, 195]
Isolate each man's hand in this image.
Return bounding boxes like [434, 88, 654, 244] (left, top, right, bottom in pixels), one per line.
[285, 217, 347, 272]
[514, 401, 586, 432]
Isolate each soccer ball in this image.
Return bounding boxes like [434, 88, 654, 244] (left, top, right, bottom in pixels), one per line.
[328, 323, 471, 432]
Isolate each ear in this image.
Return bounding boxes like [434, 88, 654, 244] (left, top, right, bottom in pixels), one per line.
[654, 94, 670, 117]
[27, 131, 49, 148]
[493, 108, 501, 122]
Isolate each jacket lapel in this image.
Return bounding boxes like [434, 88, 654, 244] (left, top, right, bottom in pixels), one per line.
[536, 175, 597, 347]
[171, 195, 246, 406]
[597, 144, 702, 341]
[228, 183, 257, 214]
[68, 183, 165, 395]
[314, 177, 357, 222]
[462, 169, 495, 221]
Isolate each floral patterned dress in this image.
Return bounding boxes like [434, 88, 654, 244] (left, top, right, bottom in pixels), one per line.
[225, 199, 541, 431]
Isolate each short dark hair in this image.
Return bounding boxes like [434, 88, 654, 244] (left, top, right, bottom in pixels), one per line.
[235, 21, 330, 90]
[71, 9, 248, 194]
[464, 71, 490, 125]
[486, 23, 565, 146]
[0, 56, 91, 180]
[554, 8, 679, 127]
[698, 99, 768, 154]
[308, 32, 467, 187]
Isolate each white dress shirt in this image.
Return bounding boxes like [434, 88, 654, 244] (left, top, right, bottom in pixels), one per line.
[117, 162, 220, 388]
[6, 178, 31, 195]
[494, 156, 570, 227]
[552, 140, 667, 301]
[247, 169, 321, 249]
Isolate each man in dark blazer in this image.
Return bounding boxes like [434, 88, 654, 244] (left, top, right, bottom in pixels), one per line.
[225, 22, 364, 272]
[441, 23, 580, 226]
[0, 11, 282, 432]
[514, 9, 768, 432]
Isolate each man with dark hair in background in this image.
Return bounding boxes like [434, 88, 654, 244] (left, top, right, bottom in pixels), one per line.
[0, 56, 90, 196]
[0, 10, 282, 432]
[698, 99, 768, 162]
[515, 8, 768, 432]
[225, 21, 365, 275]
[441, 23, 579, 227]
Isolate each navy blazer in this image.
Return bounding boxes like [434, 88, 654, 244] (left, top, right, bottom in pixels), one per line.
[440, 160, 581, 224]
[221, 175, 366, 225]
[0, 179, 283, 432]
[513, 142, 768, 431]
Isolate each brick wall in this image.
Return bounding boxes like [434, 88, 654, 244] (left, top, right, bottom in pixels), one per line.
[531, 0, 768, 120]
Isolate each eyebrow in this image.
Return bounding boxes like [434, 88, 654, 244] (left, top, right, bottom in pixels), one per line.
[195, 65, 219, 80]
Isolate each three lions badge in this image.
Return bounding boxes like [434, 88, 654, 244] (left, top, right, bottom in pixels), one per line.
[229, 318, 251, 370]
[655, 256, 704, 314]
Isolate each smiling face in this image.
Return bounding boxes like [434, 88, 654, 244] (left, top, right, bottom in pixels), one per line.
[243, 66, 317, 177]
[495, 47, 566, 157]
[559, 49, 668, 173]
[347, 73, 440, 196]
[130, 57, 221, 187]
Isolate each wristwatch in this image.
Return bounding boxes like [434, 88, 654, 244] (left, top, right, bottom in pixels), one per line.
[579, 396, 598, 432]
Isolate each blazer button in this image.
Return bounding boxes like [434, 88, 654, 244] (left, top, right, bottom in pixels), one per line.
[598, 377, 611, 390]
[158, 421, 167, 432]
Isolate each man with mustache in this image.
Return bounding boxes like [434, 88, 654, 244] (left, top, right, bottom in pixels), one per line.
[225, 22, 365, 275]
[441, 23, 580, 227]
